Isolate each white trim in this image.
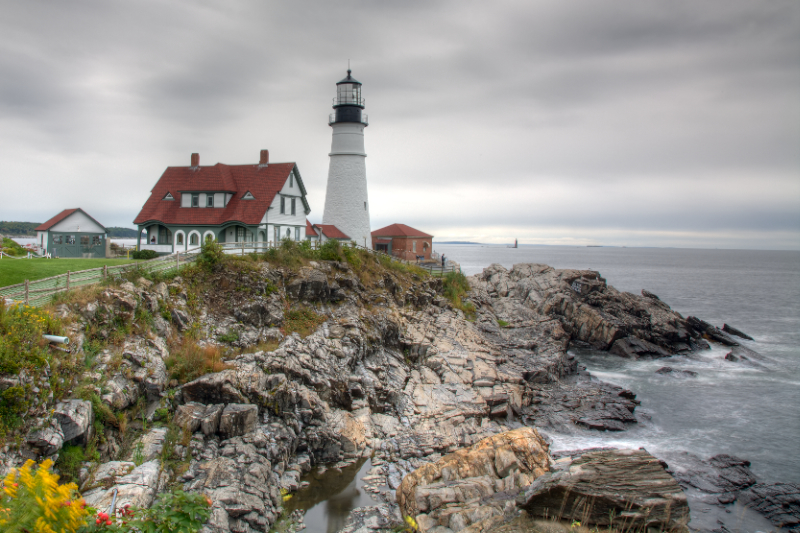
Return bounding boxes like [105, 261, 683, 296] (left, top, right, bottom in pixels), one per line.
[188, 230, 201, 246]
[174, 230, 186, 251]
[203, 230, 216, 243]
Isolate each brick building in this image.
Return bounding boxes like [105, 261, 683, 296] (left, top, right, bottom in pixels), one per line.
[371, 223, 433, 261]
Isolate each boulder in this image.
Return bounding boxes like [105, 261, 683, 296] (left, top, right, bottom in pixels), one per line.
[26, 425, 64, 456]
[286, 268, 339, 301]
[83, 460, 163, 511]
[610, 336, 670, 359]
[722, 323, 754, 341]
[182, 372, 247, 405]
[398, 428, 550, 531]
[171, 308, 191, 331]
[233, 294, 283, 328]
[739, 482, 800, 533]
[218, 404, 258, 438]
[173, 402, 224, 436]
[666, 452, 757, 494]
[655, 366, 698, 378]
[518, 448, 689, 531]
[54, 399, 93, 445]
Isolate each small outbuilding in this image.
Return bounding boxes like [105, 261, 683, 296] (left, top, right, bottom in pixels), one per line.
[35, 208, 109, 258]
[371, 223, 433, 261]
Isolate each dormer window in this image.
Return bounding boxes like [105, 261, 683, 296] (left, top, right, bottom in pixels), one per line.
[242, 191, 255, 200]
[206, 195, 214, 207]
[192, 194, 199, 207]
[163, 192, 174, 201]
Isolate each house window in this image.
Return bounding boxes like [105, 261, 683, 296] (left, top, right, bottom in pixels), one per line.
[291, 198, 296, 215]
[177, 234, 184, 245]
[237, 227, 245, 242]
[53, 235, 62, 244]
[159, 227, 172, 244]
[65, 235, 76, 244]
[190, 234, 198, 245]
[280, 197, 286, 214]
[413, 241, 417, 253]
[192, 194, 199, 207]
[364, 201, 367, 210]
[274, 226, 280, 242]
[92, 236, 102, 246]
[289, 173, 294, 188]
[81, 235, 90, 246]
[295, 227, 300, 241]
[286, 228, 291, 239]
[207, 195, 214, 207]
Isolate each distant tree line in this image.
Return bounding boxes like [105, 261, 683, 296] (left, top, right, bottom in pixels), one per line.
[0, 221, 138, 238]
[0, 221, 39, 235]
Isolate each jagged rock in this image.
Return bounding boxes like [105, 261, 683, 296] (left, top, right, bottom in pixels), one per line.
[81, 461, 135, 492]
[171, 308, 191, 331]
[26, 425, 64, 456]
[101, 289, 138, 321]
[103, 374, 140, 410]
[739, 483, 800, 533]
[610, 336, 671, 358]
[722, 323, 754, 341]
[153, 282, 168, 299]
[233, 294, 283, 328]
[83, 460, 164, 511]
[656, 366, 698, 378]
[286, 267, 340, 301]
[182, 373, 247, 405]
[686, 316, 739, 346]
[173, 402, 207, 433]
[153, 316, 173, 338]
[54, 399, 93, 445]
[725, 345, 769, 368]
[129, 427, 168, 463]
[218, 404, 258, 438]
[518, 449, 689, 531]
[123, 341, 168, 399]
[398, 428, 550, 531]
[665, 452, 757, 494]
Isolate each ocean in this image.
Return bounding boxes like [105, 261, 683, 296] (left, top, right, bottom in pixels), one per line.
[436, 243, 800, 485]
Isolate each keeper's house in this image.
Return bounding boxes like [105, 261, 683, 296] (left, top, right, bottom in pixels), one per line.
[134, 150, 310, 254]
[35, 208, 109, 258]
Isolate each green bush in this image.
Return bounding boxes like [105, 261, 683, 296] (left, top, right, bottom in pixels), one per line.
[1, 237, 27, 257]
[196, 239, 225, 270]
[318, 239, 342, 261]
[130, 249, 158, 260]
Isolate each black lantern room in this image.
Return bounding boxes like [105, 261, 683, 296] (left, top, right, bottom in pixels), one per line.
[330, 70, 368, 126]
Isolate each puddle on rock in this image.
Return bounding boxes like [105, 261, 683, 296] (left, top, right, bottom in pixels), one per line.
[279, 458, 380, 533]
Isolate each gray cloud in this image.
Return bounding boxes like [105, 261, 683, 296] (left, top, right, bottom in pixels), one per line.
[0, 0, 797, 249]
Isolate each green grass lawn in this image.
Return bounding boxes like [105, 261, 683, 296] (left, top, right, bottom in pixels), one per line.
[0, 258, 141, 287]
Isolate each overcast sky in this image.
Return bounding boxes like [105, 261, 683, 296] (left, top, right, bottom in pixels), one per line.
[1, 0, 798, 249]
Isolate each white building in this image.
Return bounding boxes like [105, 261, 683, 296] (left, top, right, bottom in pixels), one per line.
[321, 69, 372, 248]
[35, 208, 108, 258]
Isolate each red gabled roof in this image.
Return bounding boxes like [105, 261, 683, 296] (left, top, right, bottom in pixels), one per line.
[35, 208, 106, 232]
[305, 219, 318, 237]
[133, 162, 301, 226]
[371, 223, 432, 238]
[315, 224, 350, 240]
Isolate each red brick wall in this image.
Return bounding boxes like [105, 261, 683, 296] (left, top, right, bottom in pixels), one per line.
[390, 236, 432, 261]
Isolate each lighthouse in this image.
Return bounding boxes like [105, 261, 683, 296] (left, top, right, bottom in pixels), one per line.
[322, 69, 371, 247]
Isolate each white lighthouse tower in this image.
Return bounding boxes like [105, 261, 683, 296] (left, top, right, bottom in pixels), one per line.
[322, 69, 371, 247]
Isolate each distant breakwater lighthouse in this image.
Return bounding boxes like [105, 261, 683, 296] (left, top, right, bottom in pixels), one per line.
[322, 69, 371, 247]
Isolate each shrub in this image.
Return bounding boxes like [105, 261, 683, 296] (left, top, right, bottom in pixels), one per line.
[318, 239, 342, 261]
[130, 249, 158, 260]
[196, 239, 225, 270]
[166, 340, 228, 383]
[86, 490, 211, 533]
[283, 307, 326, 338]
[0, 458, 91, 533]
[442, 271, 476, 319]
[1, 237, 26, 257]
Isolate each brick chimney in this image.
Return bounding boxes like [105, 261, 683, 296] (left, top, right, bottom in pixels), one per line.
[259, 149, 269, 167]
[190, 153, 199, 167]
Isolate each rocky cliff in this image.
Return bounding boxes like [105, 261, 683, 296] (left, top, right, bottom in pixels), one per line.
[0, 255, 790, 533]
